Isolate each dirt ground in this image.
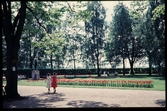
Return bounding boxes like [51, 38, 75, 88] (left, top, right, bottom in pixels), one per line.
[3, 85, 166, 108]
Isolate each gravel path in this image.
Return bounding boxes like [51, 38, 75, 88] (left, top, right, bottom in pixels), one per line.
[3, 85, 166, 108]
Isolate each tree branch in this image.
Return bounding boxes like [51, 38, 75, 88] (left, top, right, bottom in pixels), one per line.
[14, 1, 26, 50]
[12, 9, 20, 35]
[26, 6, 52, 39]
[66, 1, 75, 12]
[2, 1, 12, 44]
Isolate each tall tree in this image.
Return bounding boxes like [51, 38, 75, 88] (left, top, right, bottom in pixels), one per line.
[33, 30, 65, 69]
[108, 2, 132, 76]
[140, 7, 158, 76]
[144, 0, 165, 75]
[2, 1, 27, 98]
[130, 0, 165, 75]
[85, 1, 106, 76]
[150, 0, 165, 75]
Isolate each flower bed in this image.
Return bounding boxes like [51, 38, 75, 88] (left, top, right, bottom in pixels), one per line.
[57, 78, 154, 88]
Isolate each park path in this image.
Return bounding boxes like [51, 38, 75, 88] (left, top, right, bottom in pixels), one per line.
[3, 85, 166, 108]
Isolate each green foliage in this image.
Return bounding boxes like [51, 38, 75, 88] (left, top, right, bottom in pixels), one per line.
[129, 1, 148, 19]
[107, 2, 132, 65]
[33, 31, 65, 55]
[18, 1, 93, 69]
[139, 0, 165, 75]
[48, 8, 63, 26]
[152, 4, 165, 20]
[57, 1, 92, 24]
[84, 1, 106, 71]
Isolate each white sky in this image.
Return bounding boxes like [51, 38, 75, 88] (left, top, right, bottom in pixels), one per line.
[64, 1, 132, 23]
[101, 1, 132, 23]
[62, 1, 132, 35]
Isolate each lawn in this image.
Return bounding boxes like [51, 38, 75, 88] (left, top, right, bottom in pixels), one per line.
[3, 74, 165, 91]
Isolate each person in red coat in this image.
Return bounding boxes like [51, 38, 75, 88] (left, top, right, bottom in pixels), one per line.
[51, 72, 57, 93]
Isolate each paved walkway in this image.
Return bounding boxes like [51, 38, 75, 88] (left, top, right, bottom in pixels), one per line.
[3, 85, 166, 108]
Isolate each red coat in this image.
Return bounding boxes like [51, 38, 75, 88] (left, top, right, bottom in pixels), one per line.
[51, 75, 57, 87]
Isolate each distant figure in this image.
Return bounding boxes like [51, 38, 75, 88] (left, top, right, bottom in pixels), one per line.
[114, 72, 118, 76]
[36, 70, 40, 80]
[45, 73, 52, 93]
[103, 71, 106, 75]
[32, 70, 35, 80]
[107, 71, 110, 76]
[34, 72, 37, 80]
[99, 70, 102, 76]
[51, 72, 57, 93]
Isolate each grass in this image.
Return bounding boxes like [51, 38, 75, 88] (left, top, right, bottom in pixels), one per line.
[3, 74, 165, 91]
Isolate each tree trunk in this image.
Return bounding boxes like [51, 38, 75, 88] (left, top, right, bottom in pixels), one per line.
[148, 58, 152, 76]
[34, 59, 37, 70]
[97, 57, 100, 77]
[123, 57, 125, 76]
[96, 49, 100, 77]
[30, 58, 33, 69]
[50, 54, 53, 69]
[5, 48, 20, 98]
[73, 56, 76, 70]
[130, 61, 134, 75]
[157, 62, 161, 75]
[2, 1, 26, 99]
[29, 36, 33, 69]
[57, 56, 60, 70]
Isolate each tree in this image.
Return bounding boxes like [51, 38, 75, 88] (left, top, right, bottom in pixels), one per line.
[150, 0, 165, 74]
[129, 0, 165, 76]
[144, 0, 165, 75]
[33, 30, 65, 69]
[140, 7, 159, 76]
[18, 24, 46, 69]
[85, 1, 106, 76]
[105, 39, 121, 68]
[2, 1, 27, 98]
[63, 13, 80, 70]
[108, 2, 132, 76]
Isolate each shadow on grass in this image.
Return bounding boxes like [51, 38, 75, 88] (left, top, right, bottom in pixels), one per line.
[155, 99, 166, 107]
[3, 92, 66, 108]
[67, 100, 121, 107]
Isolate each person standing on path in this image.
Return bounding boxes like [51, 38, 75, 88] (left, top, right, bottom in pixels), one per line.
[51, 72, 57, 93]
[45, 73, 52, 93]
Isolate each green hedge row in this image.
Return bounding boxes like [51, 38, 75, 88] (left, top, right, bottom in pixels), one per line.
[2, 68, 159, 78]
